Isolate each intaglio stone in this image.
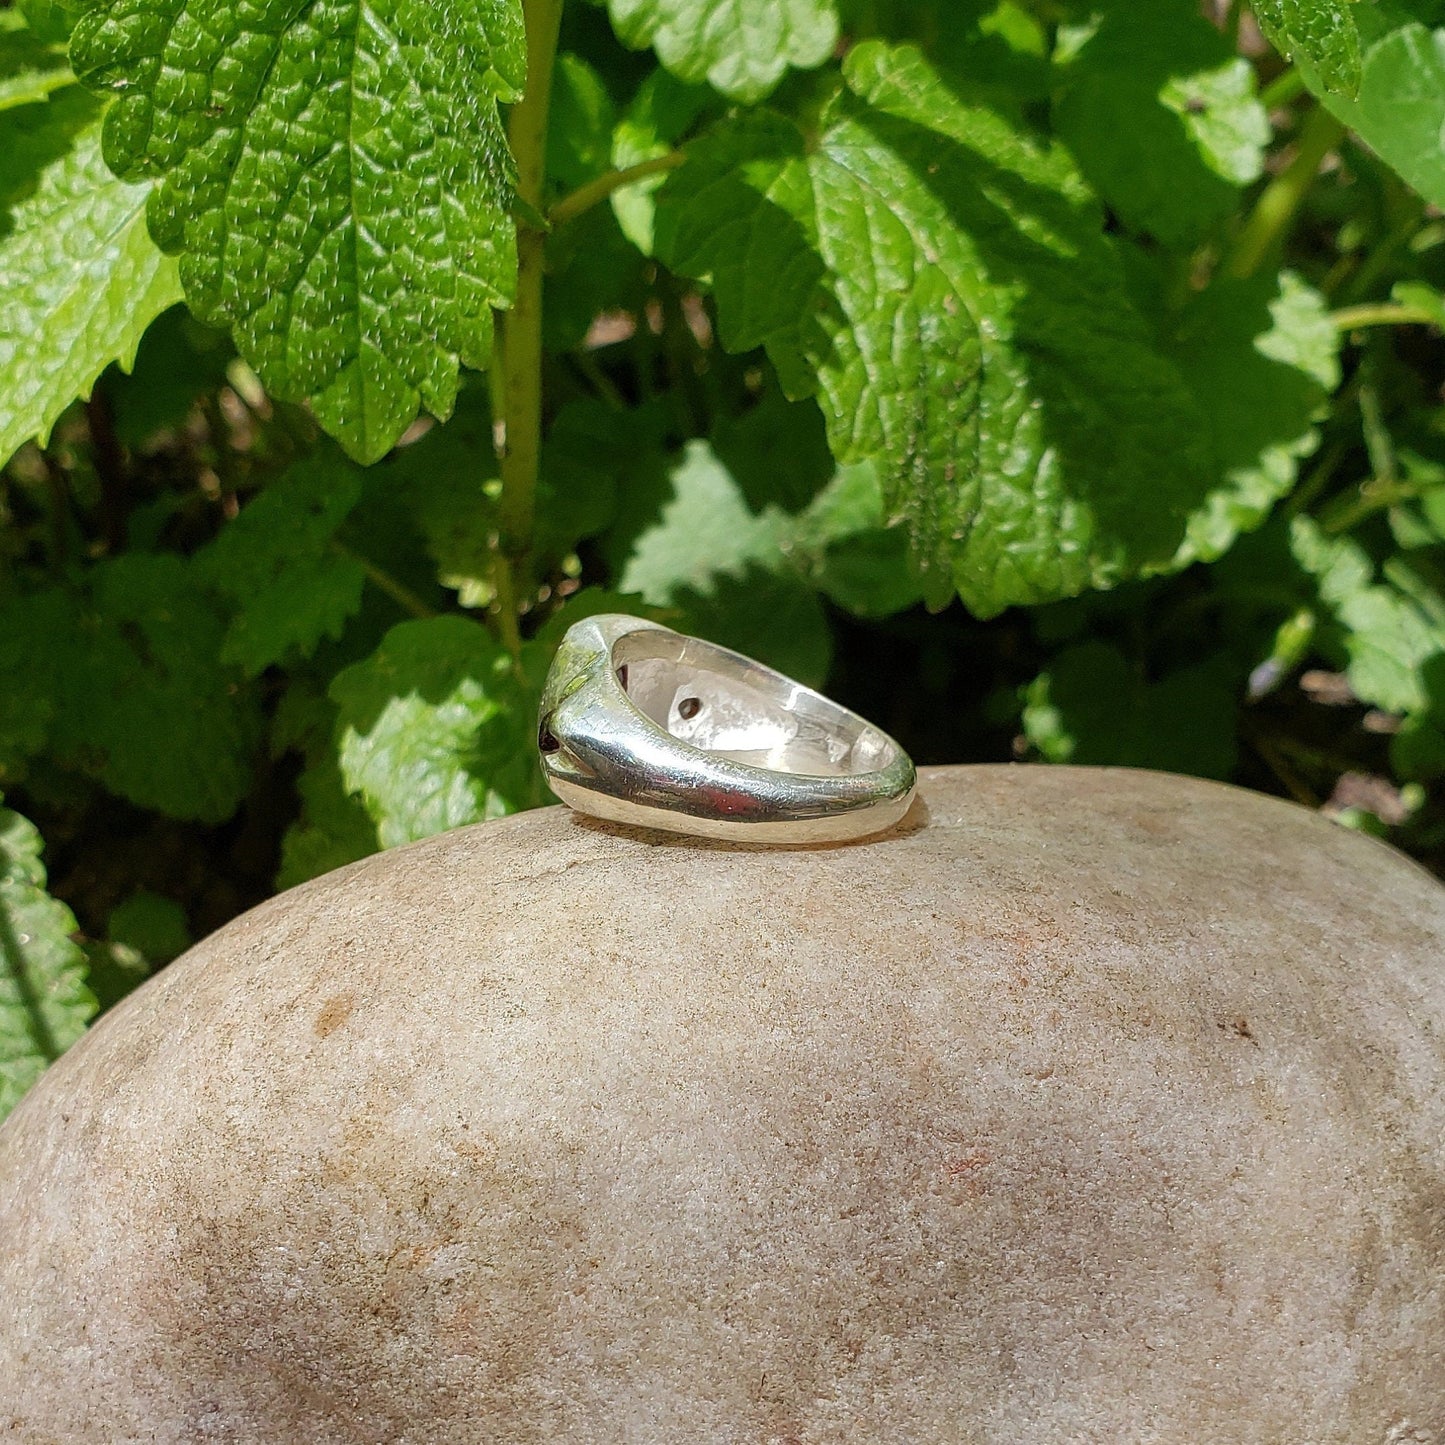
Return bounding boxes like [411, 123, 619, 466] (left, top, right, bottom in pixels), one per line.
[1, 766, 1443, 1441]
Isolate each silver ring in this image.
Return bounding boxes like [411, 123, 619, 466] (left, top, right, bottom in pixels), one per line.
[538, 614, 916, 843]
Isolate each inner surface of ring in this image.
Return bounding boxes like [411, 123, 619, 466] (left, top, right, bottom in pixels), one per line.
[613, 631, 897, 777]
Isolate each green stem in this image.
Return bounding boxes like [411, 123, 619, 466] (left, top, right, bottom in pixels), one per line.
[1258, 67, 1304, 111]
[1358, 369, 1396, 485]
[1320, 479, 1423, 535]
[1284, 436, 1348, 518]
[1229, 106, 1346, 279]
[86, 387, 128, 554]
[491, 558, 524, 657]
[659, 279, 707, 436]
[330, 541, 437, 619]
[1244, 728, 1321, 810]
[42, 453, 69, 573]
[567, 350, 629, 411]
[549, 152, 686, 227]
[1331, 302, 1442, 332]
[1337, 207, 1427, 306]
[1223, 0, 1244, 45]
[494, 0, 564, 656]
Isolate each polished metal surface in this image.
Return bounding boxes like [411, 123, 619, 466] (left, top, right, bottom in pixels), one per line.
[538, 614, 917, 842]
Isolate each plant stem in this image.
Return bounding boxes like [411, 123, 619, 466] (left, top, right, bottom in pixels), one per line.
[1357, 369, 1397, 485]
[42, 453, 69, 572]
[86, 387, 128, 554]
[491, 560, 524, 657]
[1228, 105, 1346, 279]
[549, 152, 686, 227]
[330, 541, 437, 620]
[566, 350, 628, 411]
[1258, 67, 1304, 111]
[1320, 479, 1423, 535]
[659, 279, 708, 436]
[1330, 302, 1442, 332]
[494, 0, 564, 655]
[1245, 728, 1321, 810]
[1284, 437, 1348, 518]
[1223, 0, 1244, 45]
[1336, 207, 1426, 305]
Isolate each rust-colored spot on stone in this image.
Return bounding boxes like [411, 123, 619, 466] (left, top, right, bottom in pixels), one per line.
[1218, 1015, 1257, 1045]
[314, 991, 357, 1039]
[946, 1148, 992, 1178]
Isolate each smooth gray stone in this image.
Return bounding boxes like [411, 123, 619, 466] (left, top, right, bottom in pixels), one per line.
[2, 766, 1443, 1443]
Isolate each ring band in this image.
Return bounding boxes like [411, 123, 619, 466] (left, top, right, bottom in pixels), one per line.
[537, 614, 917, 843]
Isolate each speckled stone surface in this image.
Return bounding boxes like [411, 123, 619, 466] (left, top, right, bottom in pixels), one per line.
[2, 765, 1444, 1443]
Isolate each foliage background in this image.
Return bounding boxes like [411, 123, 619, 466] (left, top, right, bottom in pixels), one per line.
[2, 0, 1445, 1120]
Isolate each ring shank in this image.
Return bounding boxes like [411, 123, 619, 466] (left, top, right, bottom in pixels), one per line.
[539, 615, 917, 844]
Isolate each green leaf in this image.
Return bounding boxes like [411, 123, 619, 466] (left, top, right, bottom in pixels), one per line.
[330, 617, 544, 848]
[1335, 586, 1443, 713]
[48, 555, 262, 822]
[16, 0, 75, 45]
[712, 385, 835, 513]
[278, 753, 380, 889]
[0, 589, 71, 784]
[603, 437, 834, 685]
[392, 390, 638, 590]
[708, 388, 925, 617]
[82, 939, 150, 1012]
[837, 0, 1051, 108]
[70, 0, 527, 464]
[1290, 516, 1445, 715]
[1023, 640, 1240, 779]
[0, 90, 182, 465]
[0, 800, 94, 1124]
[1393, 705, 1445, 783]
[548, 52, 618, 193]
[361, 384, 500, 609]
[1310, 10, 1445, 209]
[1392, 279, 1445, 330]
[606, 0, 839, 102]
[613, 439, 793, 601]
[199, 451, 368, 675]
[610, 67, 716, 253]
[271, 683, 378, 889]
[535, 399, 627, 560]
[543, 199, 650, 352]
[1252, 0, 1362, 96]
[540, 58, 658, 351]
[0, 11, 74, 111]
[794, 461, 926, 618]
[1288, 512, 1374, 605]
[1053, 2, 1268, 245]
[106, 305, 233, 448]
[654, 42, 1212, 616]
[107, 889, 190, 964]
[1419, 466, 1445, 541]
[1168, 271, 1339, 564]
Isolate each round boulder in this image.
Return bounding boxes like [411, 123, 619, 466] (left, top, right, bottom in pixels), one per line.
[1, 765, 1443, 1442]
